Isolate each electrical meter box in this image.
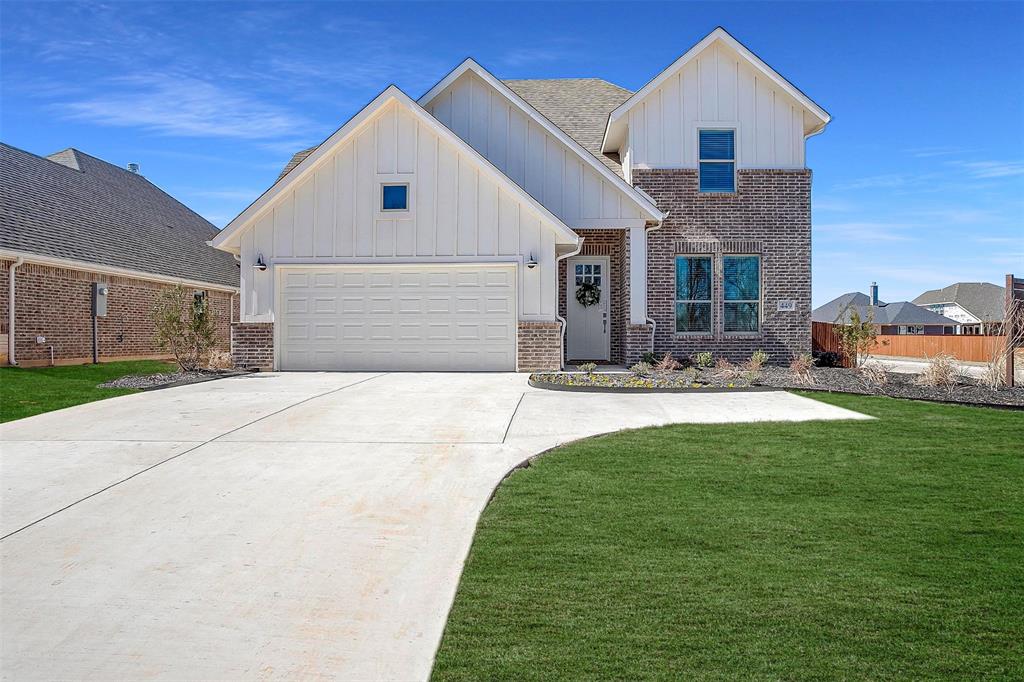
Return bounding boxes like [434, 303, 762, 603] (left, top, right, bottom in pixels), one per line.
[92, 282, 109, 317]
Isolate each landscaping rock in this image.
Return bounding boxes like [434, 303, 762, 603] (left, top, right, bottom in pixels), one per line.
[98, 370, 240, 391]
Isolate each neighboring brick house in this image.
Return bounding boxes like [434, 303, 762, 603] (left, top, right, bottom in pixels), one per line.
[0, 144, 239, 367]
[211, 27, 829, 371]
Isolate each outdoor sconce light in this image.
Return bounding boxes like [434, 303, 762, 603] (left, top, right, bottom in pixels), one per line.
[526, 253, 538, 269]
[254, 254, 267, 271]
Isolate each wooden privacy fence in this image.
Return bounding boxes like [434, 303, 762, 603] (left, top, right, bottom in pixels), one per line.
[811, 321, 843, 355]
[868, 334, 1005, 363]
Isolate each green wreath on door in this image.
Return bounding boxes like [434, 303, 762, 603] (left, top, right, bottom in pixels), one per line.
[575, 281, 601, 307]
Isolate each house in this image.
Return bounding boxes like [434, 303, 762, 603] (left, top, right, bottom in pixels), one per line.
[914, 282, 1006, 335]
[212, 27, 830, 371]
[0, 143, 239, 367]
[813, 284, 958, 335]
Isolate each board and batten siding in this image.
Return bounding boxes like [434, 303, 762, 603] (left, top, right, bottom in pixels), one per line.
[426, 71, 642, 227]
[626, 41, 809, 170]
[238, 100, 558, 322]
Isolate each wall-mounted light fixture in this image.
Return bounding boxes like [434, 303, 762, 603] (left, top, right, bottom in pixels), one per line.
[526, 253, 538, 269]
[254, 254, 267, 271]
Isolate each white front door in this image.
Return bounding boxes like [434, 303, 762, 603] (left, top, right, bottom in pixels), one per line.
[566, 257, 610, 361]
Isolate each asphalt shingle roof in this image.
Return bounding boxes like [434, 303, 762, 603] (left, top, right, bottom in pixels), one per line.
[813, 291, 959, 326]
[276, 78, 633, 182]
[913, 282, 1006, 322]
[1, 143, 239, 289]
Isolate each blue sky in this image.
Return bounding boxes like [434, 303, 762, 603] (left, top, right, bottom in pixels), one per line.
[2, 1, 1021, 305]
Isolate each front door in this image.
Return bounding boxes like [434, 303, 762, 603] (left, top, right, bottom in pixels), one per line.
[566, 257, 610, 361]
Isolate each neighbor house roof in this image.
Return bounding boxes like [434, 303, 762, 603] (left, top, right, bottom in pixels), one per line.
[813, 292, 958, 326]
[0, 143, 239, 289]
[913, 282, 1006, 322]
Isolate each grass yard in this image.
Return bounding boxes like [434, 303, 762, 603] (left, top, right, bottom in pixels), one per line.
[0, 360, 176, 422]
[433, 393, 1024, 680]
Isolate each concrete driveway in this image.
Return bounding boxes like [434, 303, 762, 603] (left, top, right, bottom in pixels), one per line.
[1, 372, 867, 680]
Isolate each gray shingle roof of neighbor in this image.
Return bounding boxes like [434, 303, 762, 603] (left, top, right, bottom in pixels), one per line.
[913, 282, 1006, 322]
[0, 143, 239, 289]
[813, 292, 959, 326]
[275, 78, 634, 182]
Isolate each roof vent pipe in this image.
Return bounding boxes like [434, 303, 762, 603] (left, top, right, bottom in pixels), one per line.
[127, 163, 140, 174]
[869, 282, 879, 306]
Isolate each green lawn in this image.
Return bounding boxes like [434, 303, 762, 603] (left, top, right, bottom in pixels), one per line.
[433, 393, 1024, 681]
[0, 360, 176, 422]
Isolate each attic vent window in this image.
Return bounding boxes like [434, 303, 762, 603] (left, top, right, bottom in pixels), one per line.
[381, 183, 409, 211]
[698, 129, 735, 193]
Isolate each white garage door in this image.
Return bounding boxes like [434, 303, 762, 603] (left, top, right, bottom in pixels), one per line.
[277, 265, 517, 371]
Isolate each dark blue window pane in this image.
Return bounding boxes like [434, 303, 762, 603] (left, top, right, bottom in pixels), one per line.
[675, 256, 711, 301]
[382, 184, 408, 210]
[676, 302, 712, 333]
[699, 129, 734, 160]
[724, 302, 759, 332]
[699, 162, 735, 192]
[723, 256, 759, 301]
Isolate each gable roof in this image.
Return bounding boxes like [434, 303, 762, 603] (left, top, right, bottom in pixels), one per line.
[813, 292, 958, 326]
[213, 85, 581, 251]
[503, 78, 632, 176]
[418, 59, 664, 222]
[0, 143, 239, 289]
[602, 27, 831, 153]
[914, 282, 1006, 322]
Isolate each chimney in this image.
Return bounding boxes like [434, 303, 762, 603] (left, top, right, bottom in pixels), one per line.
[126, 162, 140, 174]
[869, 282, 879, 306]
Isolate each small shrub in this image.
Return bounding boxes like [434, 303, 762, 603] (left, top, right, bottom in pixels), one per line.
[641, 351, 658, 365]
[654, 353, 681, 371]
[694, 351, 714, 368]
[151, 284, 219, 372]
[814, 351, 843, 368]
[915, 353, 964, 394]
[860, 362, 890, 387]
[748, 350, 770, 370]
[577, 362, 598, 374]
[713, 357, 742, 381]
[789, 353, 814, 385]
[206, 350, 233, 370]
[833, 305, 878, 368]
[980, 358, 1005, 390]
[680, 367, 698, 384]
[630, 361, 652, 377]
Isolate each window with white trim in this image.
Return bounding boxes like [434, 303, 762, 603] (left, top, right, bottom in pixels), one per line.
[675, 256, 712, 333]
[723, 255, 760, 333]
[381, 183, 409, 211]
[699, 129, 735, 193]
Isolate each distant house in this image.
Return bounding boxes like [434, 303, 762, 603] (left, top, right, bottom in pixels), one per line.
[813, 284, 958, 335]
[913, 282, 1005, 335]
[0, 143, 239, 366]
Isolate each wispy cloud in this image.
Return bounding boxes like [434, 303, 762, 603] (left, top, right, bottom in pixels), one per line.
[61, 74, 308, 139]
[904, 146, 972, 158]
[952, 160, 1024, 179]
[817, 221, 917, 242]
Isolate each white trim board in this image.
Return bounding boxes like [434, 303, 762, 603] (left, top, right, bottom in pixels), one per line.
[419, 59, 665, 223]
[211, 85, 581, 252]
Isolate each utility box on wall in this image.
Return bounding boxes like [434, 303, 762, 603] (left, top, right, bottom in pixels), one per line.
[92, 283, 109, 317]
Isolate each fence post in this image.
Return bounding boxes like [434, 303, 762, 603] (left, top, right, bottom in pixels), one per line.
[1006, 274, 1022, 388]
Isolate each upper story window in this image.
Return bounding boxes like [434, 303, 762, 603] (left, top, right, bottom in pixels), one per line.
[675, 256, 712, 333]
[381, 183, 409, 211]
[723, 255, 760, 333]
[698, 129, 735, 193]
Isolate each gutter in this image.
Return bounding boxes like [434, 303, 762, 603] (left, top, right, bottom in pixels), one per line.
[8, 257, 24, 365]
[554, 238, 585, 370]
[643, 212, 670, 351]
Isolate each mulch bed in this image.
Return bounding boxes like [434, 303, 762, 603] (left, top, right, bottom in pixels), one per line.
[98, 369, 245, 391]
[531, 366, 1024, 408]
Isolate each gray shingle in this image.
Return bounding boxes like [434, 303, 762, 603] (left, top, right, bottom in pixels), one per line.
[913, 282, 1006, 322]
[813, 291, 958, 325]
[0, 143, 239, 288]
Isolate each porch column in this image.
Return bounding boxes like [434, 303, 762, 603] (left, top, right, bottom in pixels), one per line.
[629, 226, 647, 324]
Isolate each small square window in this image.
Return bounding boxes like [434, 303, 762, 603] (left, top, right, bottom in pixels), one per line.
[381, 184, 408, 211]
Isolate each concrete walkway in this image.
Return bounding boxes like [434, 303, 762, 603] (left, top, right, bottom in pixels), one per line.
[1, 372, 868, 680]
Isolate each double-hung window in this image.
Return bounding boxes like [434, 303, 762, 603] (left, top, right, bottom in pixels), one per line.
[699, 129, 735, 193]
[723, 255, 760, 333]
[675, 256, 712, 333]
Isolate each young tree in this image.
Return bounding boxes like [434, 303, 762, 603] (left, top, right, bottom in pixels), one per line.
[833, 305, 877, 368]
[151, 285, 219, 371]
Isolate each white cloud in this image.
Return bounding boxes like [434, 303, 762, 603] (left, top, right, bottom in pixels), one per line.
[816, 222, 917, 242]
[62, 74, 308, 139]
[954, 160, 1024, 179]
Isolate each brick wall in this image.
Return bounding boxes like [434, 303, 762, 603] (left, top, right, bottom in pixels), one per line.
[231, 322, 274, 371]
[558, 229, 626, 363]
[1, 259, 234, 367]
[517, 320, 561, 371]
[632, 169, 812, 364]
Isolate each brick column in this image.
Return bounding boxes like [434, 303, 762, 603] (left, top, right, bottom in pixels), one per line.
[231, 322, 274, 371]
[517, 320, 562, 371]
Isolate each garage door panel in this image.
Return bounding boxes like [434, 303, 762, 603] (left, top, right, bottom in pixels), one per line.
[279, 265, 517, 371]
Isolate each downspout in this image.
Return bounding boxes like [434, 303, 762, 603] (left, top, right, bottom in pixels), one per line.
[8, 257, 24, 365]
[555, 237, 584, 370]
[644, 212, 670, 353]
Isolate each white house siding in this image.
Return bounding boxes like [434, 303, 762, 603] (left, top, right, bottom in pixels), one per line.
[425, 71, 643, 227]
[626, 40, 807, 170]
[238, 100, 558, 322]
